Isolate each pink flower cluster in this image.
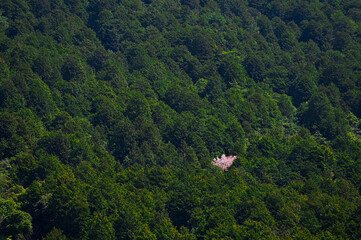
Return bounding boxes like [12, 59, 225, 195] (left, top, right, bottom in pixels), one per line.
[212, 154, 237, 171]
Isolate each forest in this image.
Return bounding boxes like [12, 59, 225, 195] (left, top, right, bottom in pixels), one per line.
[1, 0, 361, 239]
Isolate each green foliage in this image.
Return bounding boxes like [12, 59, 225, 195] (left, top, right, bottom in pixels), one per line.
[1, 0, 361, 239]
[27, 77, 58, 117]
[84, 212, 115, 240]
[42, 228, 68, 240]
[0, 199, 32, 239]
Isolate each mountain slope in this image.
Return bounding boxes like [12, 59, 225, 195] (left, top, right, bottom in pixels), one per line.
[1, 0, 361, 239]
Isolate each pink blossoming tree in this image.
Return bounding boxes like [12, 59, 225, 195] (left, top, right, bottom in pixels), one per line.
[212, 154, 237, 171]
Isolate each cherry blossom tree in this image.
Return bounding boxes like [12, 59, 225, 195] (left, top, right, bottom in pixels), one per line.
[212, 154, 237, 171]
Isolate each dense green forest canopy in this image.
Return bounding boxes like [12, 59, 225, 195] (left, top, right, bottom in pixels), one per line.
[1, 0, 361, 239]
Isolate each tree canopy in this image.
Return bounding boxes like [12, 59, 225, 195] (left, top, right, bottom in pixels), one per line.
[1, 0, 361, 239]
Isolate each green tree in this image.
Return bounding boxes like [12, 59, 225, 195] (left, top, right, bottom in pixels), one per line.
[84, 212, 115, 240]
[27, 77, 58, 118]
[0, 199, 32, 240]
[42, 228, 68, 240]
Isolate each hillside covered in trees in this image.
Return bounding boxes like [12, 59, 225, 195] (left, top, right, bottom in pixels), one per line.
[1, 0, 361, 239]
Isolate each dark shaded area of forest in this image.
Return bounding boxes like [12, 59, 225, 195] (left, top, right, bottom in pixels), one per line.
[1, 0, 361, 239]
